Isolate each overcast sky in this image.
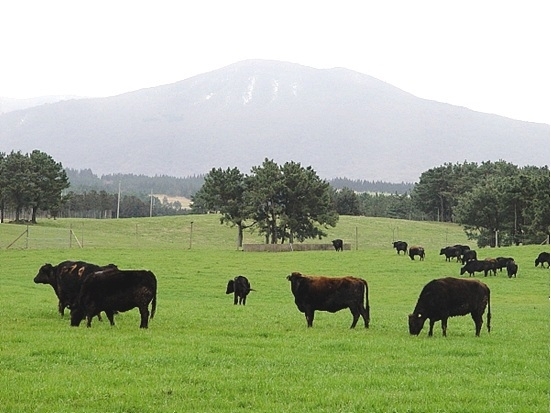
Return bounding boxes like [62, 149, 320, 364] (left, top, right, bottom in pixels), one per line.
[1, 1, 549, 125]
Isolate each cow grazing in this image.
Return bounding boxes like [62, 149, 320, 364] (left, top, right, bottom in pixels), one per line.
[408, 246, 425, 261]
[534, 252, 550, 268]
[495, 257, 515, 272]
[408, 277, 491, 337]
[226, 275, 253, 305]
[439, 246, 461, 262]
[70, 269, 157, 328]
[332, 239, 344, 251]
[286, 272, 369, 328]
[393, 241, 408, 255]
[460, 259, 496, 277]
[34, 261, 117, 318]
[506, 260, 518, 278]
[461, 249, 477, 264]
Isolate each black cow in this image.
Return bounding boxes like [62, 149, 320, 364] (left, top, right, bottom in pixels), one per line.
[34, 261, 117, 318]
[70, 269, 157, 328]
[409, 246, 425, 261]
[286, 272, 369, 328]
[408, 277, 491, 337]
[460, 259, 496, 277]
[461, 249, 477, 264]
[226, 275, 253, 305]
[439, 246, 461, 262]
[453, 245, 471, 256]
[506, 260, 518, 278]
[332, 239, 344, 251]
[393, 241, 408, 255]
[535, 252, 550, 268]
[495, 257, 515, 272]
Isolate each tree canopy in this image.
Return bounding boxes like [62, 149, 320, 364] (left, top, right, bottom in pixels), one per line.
[0, 150, 69, 223]
[192, 159, 338, 246]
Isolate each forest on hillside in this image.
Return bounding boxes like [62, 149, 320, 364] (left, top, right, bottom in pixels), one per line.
[65, 169, 414, 197]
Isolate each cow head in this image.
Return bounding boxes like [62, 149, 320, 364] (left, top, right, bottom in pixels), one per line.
[34, 263, 56, 285]
[287, 272, 305, 295]
[408, 313, 426, 335]
[70, 306, 85, 327]
[226, 280, 235, 294]
[459, 266, 467, 275]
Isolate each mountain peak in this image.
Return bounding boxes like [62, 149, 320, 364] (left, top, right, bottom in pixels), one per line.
[0, 60, 548, 181]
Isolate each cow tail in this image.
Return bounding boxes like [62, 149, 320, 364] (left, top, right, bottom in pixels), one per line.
[486, 289, 491, 333]
[364, 280, 370, 324]
[150, 275, 157, 320]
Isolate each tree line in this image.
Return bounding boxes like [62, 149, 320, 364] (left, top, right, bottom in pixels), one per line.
[2, 151, 548, 248]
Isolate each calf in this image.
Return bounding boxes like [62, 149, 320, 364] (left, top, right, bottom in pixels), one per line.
[495, 257, 514, 272]
[535, 252, 550, 268]
[506, 260, 518, 278]
[409, 246, 425, 261]
[332, 239, 344, 252]
[286, 272, 369, 328]
[70, 269, 157, 328]
[408, 277, 491, 337]
[226, 275, 253, 305]
[393, 241, 408, 255]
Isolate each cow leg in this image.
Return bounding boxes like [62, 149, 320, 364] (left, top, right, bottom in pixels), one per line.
[441, 318, 448, 337]
[472, 313, 483, 337]
[349, 307, 360, 329]
[86, 315, 93, 328]
[428, 319, 435, 336]
[139, 306, 150, 328]
[105, 310, 116, 326]
[305, 309, 315, 327]
[241, 295, 246, 305]
[233, 293, 238, 305]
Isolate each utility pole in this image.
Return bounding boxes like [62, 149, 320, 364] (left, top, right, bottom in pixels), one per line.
[116, 181, 121, 219]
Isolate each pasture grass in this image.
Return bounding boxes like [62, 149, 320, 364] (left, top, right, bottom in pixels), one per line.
[0, 215, 549, 412]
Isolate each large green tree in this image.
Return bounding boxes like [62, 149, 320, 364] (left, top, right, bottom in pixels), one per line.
[279, 161, 338, 243]
[0, 151, 35, 222]
[192, 167, 250, 247]
[0, 150, 69, 222]
[28, 150, 69, 222]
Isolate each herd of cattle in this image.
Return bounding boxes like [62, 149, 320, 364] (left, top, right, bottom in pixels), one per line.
[34, 246, 549, 337]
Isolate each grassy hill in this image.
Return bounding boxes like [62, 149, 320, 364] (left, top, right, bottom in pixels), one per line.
[1, 215, 549, 412]
[1, 214, 472, 251]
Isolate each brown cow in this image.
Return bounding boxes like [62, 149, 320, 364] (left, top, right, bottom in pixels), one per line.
[408, 277, 491, 337]
[408, 246, 425, 261]
[286, 272, 369, 328]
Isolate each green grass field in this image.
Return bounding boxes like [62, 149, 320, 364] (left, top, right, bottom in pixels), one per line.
[1, 215, 549, 412]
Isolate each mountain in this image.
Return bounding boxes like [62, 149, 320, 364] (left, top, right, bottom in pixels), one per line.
[0, 95, 81, 114]
[0, 60, 548, 182]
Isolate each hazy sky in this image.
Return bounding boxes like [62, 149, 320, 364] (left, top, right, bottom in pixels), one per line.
[1, 1, 549, 125]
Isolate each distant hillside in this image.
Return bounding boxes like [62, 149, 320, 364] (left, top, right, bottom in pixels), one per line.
[1, 60, 548, 182]
[0, 95, 80, 113]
